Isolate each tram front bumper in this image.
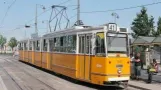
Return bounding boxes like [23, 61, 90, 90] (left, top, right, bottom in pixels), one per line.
[108, 77, 129, 81]
[103, 77, 129, 86]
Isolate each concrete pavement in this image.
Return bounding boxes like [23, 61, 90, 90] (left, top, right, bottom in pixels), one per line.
[1, 54, 161, 90]
[128, 68, 161, 90]
[131, 62, 161, 82]
[129, 80, 161, 90]
[140, 69, 161, 82]
[0, 76, 7, 90]
[0, 55, 137, 90]
[1, 55, 160, 90]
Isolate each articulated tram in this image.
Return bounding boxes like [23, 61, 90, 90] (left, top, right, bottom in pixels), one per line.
[18, 23, 130, 88]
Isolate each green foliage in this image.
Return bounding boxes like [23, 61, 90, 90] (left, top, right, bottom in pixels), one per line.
[154, 17, 161, 36]
[0, 34, 7, 49]
[8, 37, 17, 50]
[149, 16, 155, 36]
[131, 7, 154, 38]
[133, 45, 144, 54]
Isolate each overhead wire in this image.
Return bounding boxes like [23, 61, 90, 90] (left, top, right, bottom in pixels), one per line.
[81, 1, 161, 13]
[26, 8, 51, 24]
[58, 0, 72, 5]
[0, 0, 17, 27]
[7, 1, 161, 31]
[12, 0, 73, 31]
[59, 14, 77, 25]
[27, 0, 73, 24]
[59, 14, 77, 27]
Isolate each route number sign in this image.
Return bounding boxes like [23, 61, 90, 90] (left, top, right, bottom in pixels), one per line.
[108, 23, 117, 31]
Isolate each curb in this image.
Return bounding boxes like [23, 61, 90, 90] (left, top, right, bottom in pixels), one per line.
[128, 83, 150, 90]
[129, 78, 161, 90]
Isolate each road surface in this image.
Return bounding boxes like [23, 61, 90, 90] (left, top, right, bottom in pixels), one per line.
[0, 55, 138, 90]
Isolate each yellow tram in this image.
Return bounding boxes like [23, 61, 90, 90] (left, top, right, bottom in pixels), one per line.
[18, 23, 130, 87]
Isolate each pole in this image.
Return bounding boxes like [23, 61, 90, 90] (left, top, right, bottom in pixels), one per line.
[46, 21, 48, 33]
[35, 4, 38, 34]
[77, 0, 80, 25]
[112, 12, 119, 24]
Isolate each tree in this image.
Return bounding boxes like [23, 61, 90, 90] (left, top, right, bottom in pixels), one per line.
[131, 7, 153, 38]
[8, 37, 17, 51]
[155, 17, 161, 36]
[0, 34, 7, 53]
[148, 16, 155, 36]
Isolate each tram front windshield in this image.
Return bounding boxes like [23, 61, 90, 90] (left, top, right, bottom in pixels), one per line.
[107, 33, 127, 53]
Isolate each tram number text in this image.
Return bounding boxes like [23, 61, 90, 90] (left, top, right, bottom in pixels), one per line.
[96, 64, 102, 68]
[108, 24, 117, 31]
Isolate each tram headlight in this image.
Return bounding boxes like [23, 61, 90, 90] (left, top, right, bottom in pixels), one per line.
[117, 69, 122, 74]
[118, 70, 121, 73]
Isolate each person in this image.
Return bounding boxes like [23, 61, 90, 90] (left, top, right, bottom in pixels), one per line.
[13, 49, 19, 58]
[152, 59, 158, 73]
[130, 54, 135, 78]
[134, 53, 141, 80]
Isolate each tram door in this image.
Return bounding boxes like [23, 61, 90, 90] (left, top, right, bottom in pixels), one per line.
[78, 34, 92, 80]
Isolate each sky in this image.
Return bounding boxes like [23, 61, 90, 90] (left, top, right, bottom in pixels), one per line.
[0, 0, 161, 41]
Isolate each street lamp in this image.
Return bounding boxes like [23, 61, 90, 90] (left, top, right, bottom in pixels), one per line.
[25, 25, 30, 28]
[111, 12, 119, 23]
[35, 4, 46, 34]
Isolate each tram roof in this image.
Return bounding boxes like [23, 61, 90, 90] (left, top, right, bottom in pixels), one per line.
[43, 26, 103, 38]
[19, 24, 129, 42]
[19, 38, 29, 42]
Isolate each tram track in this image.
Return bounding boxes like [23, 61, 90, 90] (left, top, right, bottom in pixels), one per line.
[3, 56, 138, 90]
[0, 58, 23, 90]
[0, 57, 56, 90]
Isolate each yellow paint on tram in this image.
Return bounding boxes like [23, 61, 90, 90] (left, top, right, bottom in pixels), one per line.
[18, 24, 130, 88]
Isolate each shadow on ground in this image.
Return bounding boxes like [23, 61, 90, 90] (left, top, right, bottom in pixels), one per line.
[20, 61, 125, 90]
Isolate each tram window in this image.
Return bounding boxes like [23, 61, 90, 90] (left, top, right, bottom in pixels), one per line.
[19, 43, 23, 50]
[86, 36, 92, 54]
[60, 37, 63, 52]
[79, 36, 85, 53]
[23, 43, 26, 50]
[43, 39, 47, 51]
[60, 37, 63, 46]
[33, 41, 36, 51]
[96, 32, 105, 55]
[59, 36, 67, 52]
[26, 42, 28, 50]
[107, 34, 127, 53]
[36, 40, 40, 51]
[29, 41, 32, 50]
[67, 35, 76, 53]
[49, 38, 54, 52]
[79, 37, 81, 53]
[54, 37, 60, 52]
[24, 42, 28, 50]
[63, 36, 67, 52]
